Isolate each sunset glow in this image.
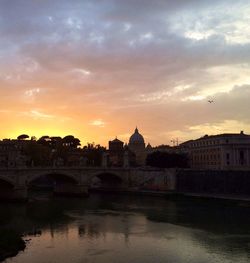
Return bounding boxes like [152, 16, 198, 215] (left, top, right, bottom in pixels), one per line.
[1, 0, 250, 146]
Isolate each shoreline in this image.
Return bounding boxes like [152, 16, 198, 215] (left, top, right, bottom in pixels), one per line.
[0, 231, 26, 262]
[90, 188, 250, 204]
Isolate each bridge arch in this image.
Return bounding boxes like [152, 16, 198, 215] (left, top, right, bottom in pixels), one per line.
[0, 175, 15, 188]
[90, 172, 124, 189]
[27, 171, 79, 186]
[0, 175, 17, 200]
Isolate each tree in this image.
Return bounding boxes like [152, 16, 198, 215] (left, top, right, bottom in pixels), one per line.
[63, 135, 81, 148]
[146, 151, 189, 168]
[72, 138, 81, 148]
[50, 137, 62, 148]
[37, 136, 51, 147]
[23, 140, 51, 166]
[17, 134, 29, 140]
[39, 135, 50, 141]
[82, 143, 106, 166]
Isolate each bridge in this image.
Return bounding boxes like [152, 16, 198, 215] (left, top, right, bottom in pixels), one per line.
[0, 166, 176, 200]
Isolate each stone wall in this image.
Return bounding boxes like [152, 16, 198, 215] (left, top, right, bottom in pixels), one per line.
[176, 169, 250, 196]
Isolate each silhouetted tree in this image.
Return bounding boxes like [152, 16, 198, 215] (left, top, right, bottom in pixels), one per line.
[146, 151, 189, 168]
[17, 134, 29, 140]
[15, 134, 84, 166]
[24, 141, 51, 166]
[37, 136, 51, 148]
[50, 137, 62, 148]
[72, 138, 81, 148]
[83, 143, 106, 166]
[63, 135, 81, 148]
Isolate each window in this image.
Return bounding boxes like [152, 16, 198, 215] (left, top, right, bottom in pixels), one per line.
[240, 150, 244, 165]
[164, 176, 168, 185]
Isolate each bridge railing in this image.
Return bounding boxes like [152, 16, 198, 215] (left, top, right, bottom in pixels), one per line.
[0, 165, 132, 170]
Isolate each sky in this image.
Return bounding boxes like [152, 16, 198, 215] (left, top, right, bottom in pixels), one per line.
[1, 0, 250, 146]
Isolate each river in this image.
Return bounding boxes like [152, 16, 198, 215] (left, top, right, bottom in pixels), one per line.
[1, 193, 250, 263]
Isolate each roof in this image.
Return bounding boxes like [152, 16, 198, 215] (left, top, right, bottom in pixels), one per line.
[180, 132, 250, 146]
[196, 132, 250, 141]
[109, 137, 124, 144]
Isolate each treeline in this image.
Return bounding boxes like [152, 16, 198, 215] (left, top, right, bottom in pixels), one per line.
[15, 134, 106, 167]
[146, 151, 189, 168]
[17, 134, 80, 148]
[12, 134, 189, 168]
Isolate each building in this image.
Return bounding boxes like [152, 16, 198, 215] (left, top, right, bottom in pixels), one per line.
[108, 128, 176, 167]
[108, 138, 124, 166]
[0, 139, 28, 167]
[180, 131, 250, 170]
[128, 127, 147, 166]
[108, 128, 147, 167]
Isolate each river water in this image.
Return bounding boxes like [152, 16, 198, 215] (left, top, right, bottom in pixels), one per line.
[1, 193, 250, 263]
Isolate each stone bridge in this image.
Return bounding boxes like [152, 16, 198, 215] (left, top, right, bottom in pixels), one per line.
[0, 166, 176, 200]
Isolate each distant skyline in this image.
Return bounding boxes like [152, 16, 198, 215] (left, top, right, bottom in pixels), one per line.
[1, 0, 250, 146]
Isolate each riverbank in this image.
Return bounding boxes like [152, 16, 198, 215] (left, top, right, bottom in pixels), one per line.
[174, 192, 250, 204]
[0, 229, 26, 262]
[89, 188, 250, 206]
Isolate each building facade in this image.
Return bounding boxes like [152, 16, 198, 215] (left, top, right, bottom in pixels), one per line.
[108, 138, 124, 166]
[0, 139, 28, 167]
[180, 131, 250, 170]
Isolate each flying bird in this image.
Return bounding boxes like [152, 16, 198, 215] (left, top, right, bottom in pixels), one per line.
[208, 100, 214, 103]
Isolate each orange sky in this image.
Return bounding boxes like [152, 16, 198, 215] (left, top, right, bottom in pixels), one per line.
[1, 0, 250, 146]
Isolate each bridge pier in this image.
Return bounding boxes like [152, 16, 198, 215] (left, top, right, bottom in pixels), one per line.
[53, 183, 89, 197]
[12, 186, 28, 201]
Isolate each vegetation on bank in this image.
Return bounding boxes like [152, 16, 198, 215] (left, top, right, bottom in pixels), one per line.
[0, 229, 25, 262]
[2, 134, 106, 167]
[3, 133, 191, 169]
[146, 151, 189, 168]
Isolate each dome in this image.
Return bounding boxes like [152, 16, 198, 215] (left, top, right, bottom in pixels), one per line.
[129, 127, 145, 144]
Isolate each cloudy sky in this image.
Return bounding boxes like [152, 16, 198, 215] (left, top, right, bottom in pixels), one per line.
[1, 0, 250, 146]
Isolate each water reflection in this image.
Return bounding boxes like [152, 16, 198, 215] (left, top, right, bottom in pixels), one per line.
[1, 193, 250, 263]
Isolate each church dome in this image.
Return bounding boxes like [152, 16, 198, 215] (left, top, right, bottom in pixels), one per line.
[129, 127, 145, 144]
